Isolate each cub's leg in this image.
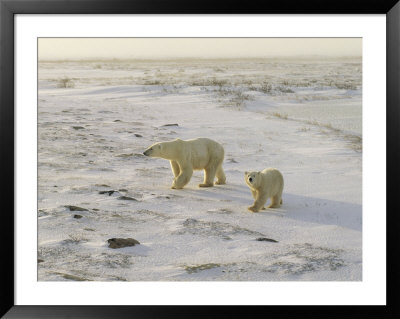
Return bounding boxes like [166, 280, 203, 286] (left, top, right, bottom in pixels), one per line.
[251, 190, 266, 210]
[215, 164, 226, 185]
[269, 191, 283, 208]
[170, 160, 180, 178]
[248, 192, 268, 213]
[172, 166, 193, 189]
[199, 166, 216, 187]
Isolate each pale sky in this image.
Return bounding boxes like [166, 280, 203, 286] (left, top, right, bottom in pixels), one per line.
[38, 38, 362, 60]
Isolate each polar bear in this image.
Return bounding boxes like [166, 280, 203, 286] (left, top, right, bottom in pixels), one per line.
[244, 168, 284, 212]
[143, 138, 226, 189]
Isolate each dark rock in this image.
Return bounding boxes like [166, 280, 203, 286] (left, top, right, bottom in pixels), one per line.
[118, 189, 128, 192]
[117, 196, 137, 201]
[113, 119, 121, 122]
[38, 259, 44, 263]
[99, 190, 115, 196]
[65, 205, 89, 212]
[73, 214, 83, 219]
[95, 184, 110, 187]
[134, 134, 143, 137]
[183, 218, 198, 226]
[92, 208, 99, 211]
[107, 238, 140, 249]
[256, 237, 278, 243]
[72, 126, 85, 130]
[162, 123, 179, 127]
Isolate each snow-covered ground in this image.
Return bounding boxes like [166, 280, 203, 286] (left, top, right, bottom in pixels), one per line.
[38, 57, 362, 281]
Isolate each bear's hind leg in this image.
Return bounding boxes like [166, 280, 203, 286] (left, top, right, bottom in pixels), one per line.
[215, 164, 226, 185]
[199, 166, 216, 187]
[269, 193, 282, 208]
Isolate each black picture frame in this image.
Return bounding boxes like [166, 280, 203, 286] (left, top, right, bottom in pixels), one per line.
[1, 0, 399, 318]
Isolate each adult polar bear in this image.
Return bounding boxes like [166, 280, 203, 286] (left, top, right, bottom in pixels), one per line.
[143, 138, 226, 189]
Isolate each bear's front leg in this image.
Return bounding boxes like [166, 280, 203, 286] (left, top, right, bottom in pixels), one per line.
[248, 205, 259, 213]
[170, 160, 180, 178]
[171, 167, 193, 189]
[248, 194, 268, 213]
[250, 190, 265, 210]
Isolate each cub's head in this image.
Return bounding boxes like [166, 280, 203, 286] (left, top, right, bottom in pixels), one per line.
[143, 142, 164, 158]
[244, 171, 260, 188]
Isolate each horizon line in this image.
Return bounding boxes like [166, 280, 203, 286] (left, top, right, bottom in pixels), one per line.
[39, 55, 362, 62]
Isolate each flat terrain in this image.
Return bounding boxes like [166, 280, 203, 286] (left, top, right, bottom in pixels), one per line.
[38, 57, 362, 281]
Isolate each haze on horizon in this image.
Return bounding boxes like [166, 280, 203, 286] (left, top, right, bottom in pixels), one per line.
[38, 38, 362, 60]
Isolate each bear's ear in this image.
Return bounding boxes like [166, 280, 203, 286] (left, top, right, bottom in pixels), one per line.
[244, 171, 248, 175]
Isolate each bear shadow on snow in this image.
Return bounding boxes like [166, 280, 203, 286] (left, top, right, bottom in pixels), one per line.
[161, 184, 361, 232]
[178, 182, 251, 205]
[270, 193, 362, 232]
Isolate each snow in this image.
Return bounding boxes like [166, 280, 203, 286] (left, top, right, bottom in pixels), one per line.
[38, 57, 362, 281]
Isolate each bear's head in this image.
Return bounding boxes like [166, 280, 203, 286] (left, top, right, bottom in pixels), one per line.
[244, 171, 260, 188]
[143, 142, 164, 158]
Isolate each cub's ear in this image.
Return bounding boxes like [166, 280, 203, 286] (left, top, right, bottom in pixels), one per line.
[244, 171, 248, 175]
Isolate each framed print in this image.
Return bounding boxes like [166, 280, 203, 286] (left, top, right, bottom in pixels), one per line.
[1, 0, 399, 318]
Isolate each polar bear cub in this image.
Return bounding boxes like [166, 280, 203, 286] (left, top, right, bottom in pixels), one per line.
[143, 138, 226, 189]
[244, 168, 284, 212]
